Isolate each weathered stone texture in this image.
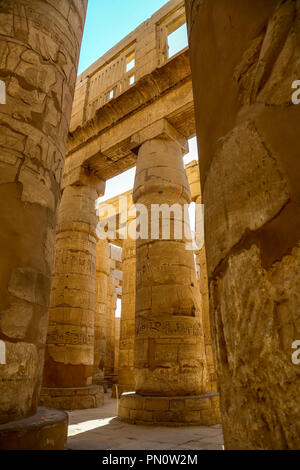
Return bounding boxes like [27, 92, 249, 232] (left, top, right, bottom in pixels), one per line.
[186, 0, 300, 449]
[0, 0, 87, 425]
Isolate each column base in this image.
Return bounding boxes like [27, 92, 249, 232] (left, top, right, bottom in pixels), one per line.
[0, 407, 68, 450]
[118, 384, 136, 396]
[119, 392, 221, 426]
[40, 385, 104, 410]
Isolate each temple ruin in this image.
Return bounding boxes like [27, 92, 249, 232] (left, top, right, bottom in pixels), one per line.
[0, 0, 299, 451]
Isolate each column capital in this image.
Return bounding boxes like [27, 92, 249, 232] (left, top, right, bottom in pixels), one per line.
[133, 127, 191, 204]
[130, 118, 189, 155]
[62, 164, 105, 197]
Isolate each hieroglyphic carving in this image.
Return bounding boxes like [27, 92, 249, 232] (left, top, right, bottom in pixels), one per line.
[135, 318, 203, 338]
[47, 330, 94, 346]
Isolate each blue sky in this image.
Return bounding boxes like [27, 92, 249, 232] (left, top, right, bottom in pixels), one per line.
[78, 0, 170, 75]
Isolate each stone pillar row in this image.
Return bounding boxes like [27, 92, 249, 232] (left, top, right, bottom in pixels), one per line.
[118, 121, 221, 426]
[0, 0, 88, 450]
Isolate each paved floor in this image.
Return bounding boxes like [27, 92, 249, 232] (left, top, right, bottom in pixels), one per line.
[67, 393, 224, 450]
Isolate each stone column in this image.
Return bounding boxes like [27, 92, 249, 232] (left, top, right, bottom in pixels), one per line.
[93, 240, 109, 385]
[186, 0, 300, 449]
[195, 196, 217, 392]
[41, 173, 105, 410]
[0, 0, 87, 449]
[118, 209, 136, 395]
[114, 317, 121, 376]
[111, 292, 117, 376]
[104, 274, 116, 388]
[111, 314, 121, 398]
[119, 120, 220, 425]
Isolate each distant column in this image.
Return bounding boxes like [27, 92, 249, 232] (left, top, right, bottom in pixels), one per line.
[118, 207, 136, 395]
[195, 197, 217, 392]
[104, 273, 116, 388]
[93, 240, 110, 385]
[114, 317, 121, 376]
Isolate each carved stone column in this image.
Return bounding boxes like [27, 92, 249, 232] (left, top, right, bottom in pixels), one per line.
[111, 291, 117, 378]
[104, 273, 116, 388]
[0, 0, 87, 449]
[41, 173, 105, 410]
[114, 316, 121, 377]
[93, 240, 109, 385]
[118, 206, 136, 395]
[119, 120, 220, 425]
[111, 313, 121, 398]
[195, 196, 217, 393]
[186, 0, 300, 449]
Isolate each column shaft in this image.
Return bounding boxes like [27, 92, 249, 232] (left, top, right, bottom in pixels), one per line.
[134, 138, 206, 397]
[104, 274, 116, 387]
[93, 240, 109, 385]
[195, 196, 217, 392]
[114, 317, 121, 376]
[119, 217, 136, 394]
[41, 183, 104, 409]
[186, 0, 300, 449]
[0, 0, 87, 449]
